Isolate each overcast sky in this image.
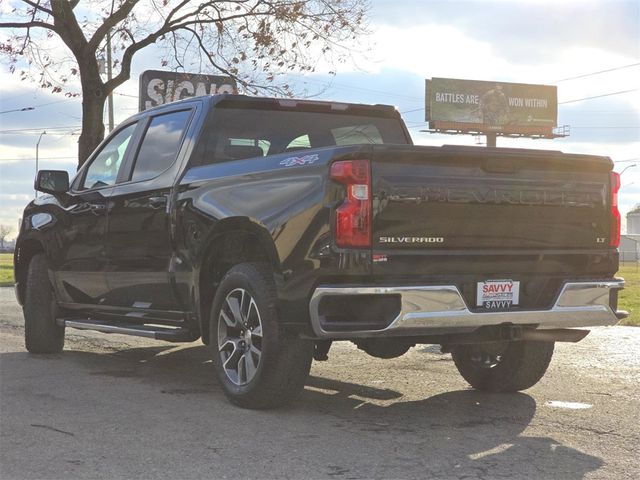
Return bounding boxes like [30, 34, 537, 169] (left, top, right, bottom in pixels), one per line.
[1, 0, 639, 239]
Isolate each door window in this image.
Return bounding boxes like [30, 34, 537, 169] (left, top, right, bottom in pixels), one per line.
[286, 134, 311, 151]
[130, 110, 192, 182]
[81, 123, 137, 190]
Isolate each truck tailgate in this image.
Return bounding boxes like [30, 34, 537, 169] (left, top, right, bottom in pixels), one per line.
[371, 145, 613, 252]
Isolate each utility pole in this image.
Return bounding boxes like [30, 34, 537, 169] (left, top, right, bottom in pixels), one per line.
[106, 0, 115, 132]
[35, 130, 46, 198]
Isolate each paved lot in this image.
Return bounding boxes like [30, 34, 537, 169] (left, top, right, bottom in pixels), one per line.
[0, 287, 638, 480]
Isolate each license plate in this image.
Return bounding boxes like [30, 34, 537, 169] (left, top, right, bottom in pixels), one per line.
[477, 279, 520, 309]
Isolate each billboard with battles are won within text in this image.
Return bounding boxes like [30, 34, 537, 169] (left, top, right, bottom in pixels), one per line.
[425, 78, 558, 136]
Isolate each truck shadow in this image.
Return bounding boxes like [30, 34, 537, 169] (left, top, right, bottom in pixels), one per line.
[298, 379, 602, 478]
[1, 342, 604, 479]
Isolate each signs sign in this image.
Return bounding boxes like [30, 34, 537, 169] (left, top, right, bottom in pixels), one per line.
[139, 70, 237, 111]
[425, 78, 557, 136]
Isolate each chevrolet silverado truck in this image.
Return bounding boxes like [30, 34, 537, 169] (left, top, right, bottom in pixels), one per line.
[15, 94, 626, 409]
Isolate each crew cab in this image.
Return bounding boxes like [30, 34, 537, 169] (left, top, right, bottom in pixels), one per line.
[15, 94, 626, 409]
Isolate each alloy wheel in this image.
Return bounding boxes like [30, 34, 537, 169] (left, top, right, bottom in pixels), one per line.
[217, 288, 263, 385]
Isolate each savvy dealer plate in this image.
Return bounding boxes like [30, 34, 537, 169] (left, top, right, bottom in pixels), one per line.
[477, 279, 520, 309]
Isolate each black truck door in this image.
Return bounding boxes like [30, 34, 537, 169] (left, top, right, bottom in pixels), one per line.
[104, 108, 195, 312]
[54, 122, 139, 305]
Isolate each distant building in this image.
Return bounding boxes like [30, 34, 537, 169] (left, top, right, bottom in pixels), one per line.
[620, 235, 640, 263]
[627, 205, 640, 234]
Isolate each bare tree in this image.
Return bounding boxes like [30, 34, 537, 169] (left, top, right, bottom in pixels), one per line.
[0, 225, 12, 250]
[1, 0, 369, 168]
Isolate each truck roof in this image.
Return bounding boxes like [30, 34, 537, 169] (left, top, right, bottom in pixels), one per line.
[139, 93, 401, 119]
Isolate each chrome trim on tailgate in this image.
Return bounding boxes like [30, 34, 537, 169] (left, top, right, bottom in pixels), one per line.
[309, 280, 624, 339]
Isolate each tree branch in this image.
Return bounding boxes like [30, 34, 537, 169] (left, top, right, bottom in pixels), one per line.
[50, 0, 88, 56]
[183, 26, 247, 87]
[20, 0, 53, 16]
[88, 0, 141, 50]
[0, 21, 58, 31]
[104, 30, 164, 92]
[19, 1, 40, 54]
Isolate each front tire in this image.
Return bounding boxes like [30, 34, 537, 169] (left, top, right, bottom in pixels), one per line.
[451, 340, 554, 392]
[24, 253, 65, 354]
[210, 263, 312, 409]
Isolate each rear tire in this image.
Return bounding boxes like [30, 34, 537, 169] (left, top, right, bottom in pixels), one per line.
[210, 262, 312, 409]
[451, 340, 554, 392]
[24, 253, 65, 354]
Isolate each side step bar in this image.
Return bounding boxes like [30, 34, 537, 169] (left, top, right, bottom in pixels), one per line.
[56, 319, 198, 342]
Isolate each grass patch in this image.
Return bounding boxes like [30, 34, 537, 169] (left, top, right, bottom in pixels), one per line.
[0, 253, 14, 287]
[617, 263, 640, 326]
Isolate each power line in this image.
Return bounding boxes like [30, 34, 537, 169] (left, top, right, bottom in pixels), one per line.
[400, 108, 424, 114]
[31, 98, 76, 108]
[570, 126, 639, 129]
[287, 73, 423, 101]
[559, 88, 638, 105]
[0, 99, 76, 116]
[0, 156, 77, 162]
[0, 107, 35, 114]
[0, 125, 81, 134]
[401, 88, 639, 115]
[555, 63, 640, 83]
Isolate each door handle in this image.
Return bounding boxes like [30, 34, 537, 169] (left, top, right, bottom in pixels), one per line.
[89, 203, 107, 215]
[148, 196, 167, 208]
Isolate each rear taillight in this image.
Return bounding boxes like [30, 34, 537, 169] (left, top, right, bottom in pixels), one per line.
[330, 160, 371, 248]
[610, 171, 621, 247]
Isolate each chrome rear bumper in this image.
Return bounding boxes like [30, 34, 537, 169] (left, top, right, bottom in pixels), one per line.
[309, 280, 625, 339]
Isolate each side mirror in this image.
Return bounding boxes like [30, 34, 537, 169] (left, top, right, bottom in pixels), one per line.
[35, 170, 69, 195]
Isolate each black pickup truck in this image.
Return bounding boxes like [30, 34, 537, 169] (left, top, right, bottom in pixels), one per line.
[15, 94, 626, 409]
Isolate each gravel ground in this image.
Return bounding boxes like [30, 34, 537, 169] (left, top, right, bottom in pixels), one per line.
[0, 287, 638, 480]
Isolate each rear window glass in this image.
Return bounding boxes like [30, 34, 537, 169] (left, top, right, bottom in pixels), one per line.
[196, 108, 408, 165]
[332, 125, 383, 145]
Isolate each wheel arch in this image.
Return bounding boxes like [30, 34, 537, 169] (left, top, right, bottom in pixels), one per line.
[14, 238, 46, 306]
[196, 217, 281, 344]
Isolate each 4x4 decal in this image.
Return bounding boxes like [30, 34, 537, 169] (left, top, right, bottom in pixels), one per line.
[279, 154, 320, 167]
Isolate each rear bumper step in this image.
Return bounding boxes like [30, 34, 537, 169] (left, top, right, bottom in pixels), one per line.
[309, 279, 625, 339]
[57, 319, 197, 342]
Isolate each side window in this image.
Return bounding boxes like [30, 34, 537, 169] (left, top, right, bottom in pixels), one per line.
[130, 110, 192, 182]
[285, 134, 311, 152]
[229, 138, 271, 155]
[211, 137, 270, 162]
[81, 123, 137, 190]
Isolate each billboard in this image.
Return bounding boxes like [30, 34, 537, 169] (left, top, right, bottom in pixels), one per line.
[139, 70, 237, 111]
[425, 78, 557, 136]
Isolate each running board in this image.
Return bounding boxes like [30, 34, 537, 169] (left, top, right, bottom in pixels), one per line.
[57, 319, 198, 342]
[615, 310, 629, 320]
